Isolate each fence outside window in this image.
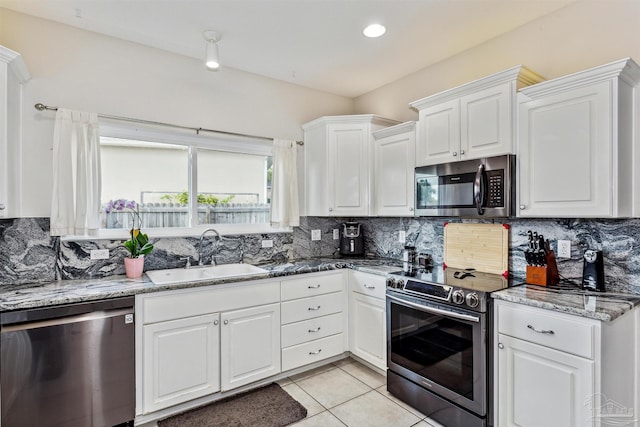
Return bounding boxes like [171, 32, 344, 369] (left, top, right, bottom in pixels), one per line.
[102, 203, 270, 229]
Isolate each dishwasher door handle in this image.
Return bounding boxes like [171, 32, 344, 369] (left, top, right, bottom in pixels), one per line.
[1, 308, 134, 333]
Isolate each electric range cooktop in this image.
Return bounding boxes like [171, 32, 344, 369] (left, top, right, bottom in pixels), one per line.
[386, 266, 508, 312]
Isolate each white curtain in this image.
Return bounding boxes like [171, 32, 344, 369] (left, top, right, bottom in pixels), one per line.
[50, 109, 102, 236]
[270, 139, 300, 227]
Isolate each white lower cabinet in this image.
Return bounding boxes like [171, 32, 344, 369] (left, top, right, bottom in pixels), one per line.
[495, 300, 638, 427]
[280, 271, 347, 371]
[349, 292, 386, 369]
[137, 280, 280, 415]
[137, 269, 394, 420]
[498, 333, 594, 427]
[142, 313, 220, 413]
[348, 271, 387, 370]
[220, 303, 280, 391]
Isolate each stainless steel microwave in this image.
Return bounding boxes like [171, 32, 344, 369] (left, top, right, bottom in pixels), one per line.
[415, 154, 515, 218]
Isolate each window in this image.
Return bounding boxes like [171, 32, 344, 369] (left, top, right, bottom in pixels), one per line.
[98, 122, 274, 236]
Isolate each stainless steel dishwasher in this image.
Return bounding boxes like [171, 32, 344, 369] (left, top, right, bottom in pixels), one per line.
[1, 296, 135, 427]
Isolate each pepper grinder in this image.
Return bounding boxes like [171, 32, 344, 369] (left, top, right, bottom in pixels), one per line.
[402, 245, 416, 275]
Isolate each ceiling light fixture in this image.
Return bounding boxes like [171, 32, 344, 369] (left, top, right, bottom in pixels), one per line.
[363, 24, 386, 38]
[203, 30, 221, 71]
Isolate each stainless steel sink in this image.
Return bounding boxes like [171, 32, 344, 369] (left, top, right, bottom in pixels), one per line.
[146, 263, 269, 285]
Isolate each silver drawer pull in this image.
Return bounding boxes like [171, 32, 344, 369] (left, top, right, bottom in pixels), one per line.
[308, 327, 321, 333]
[364, 284, 376, 289]
[308, 305, 321, 311]
[308, 284, 321, 289]
[527, 324, 554, 335]
[309, 349, 322, 355]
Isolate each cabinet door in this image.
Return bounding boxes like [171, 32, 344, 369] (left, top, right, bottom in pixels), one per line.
[349, 291, 386, 370]
[498, 333, 594, 427]
[142, 313, 220, 413]
[327, 123, 370, 216]
[374, 129, 415, 216]
[220, 303, 281, 391]
[461, 82, 512, 160]
[518, 81, 613, 217]
[416, 99, 460, 166]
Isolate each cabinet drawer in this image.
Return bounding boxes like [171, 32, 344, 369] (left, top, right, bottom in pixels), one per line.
[281, 313, 343, 348]
[281, 272, 344, 301]
[349, 271, 386, 300]
[497, 301, 595, 359]
[282, 333, 345, 371]
[281, 292, 343, 325]
[141, 281, 279, 324]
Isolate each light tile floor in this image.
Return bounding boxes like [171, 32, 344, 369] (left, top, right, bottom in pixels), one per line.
[279, 358, 445, 427]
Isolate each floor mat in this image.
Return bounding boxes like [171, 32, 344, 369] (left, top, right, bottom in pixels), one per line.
[158, 383, 307, 427]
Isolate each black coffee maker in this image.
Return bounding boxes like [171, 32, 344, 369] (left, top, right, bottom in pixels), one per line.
[340, 222, 364, 256]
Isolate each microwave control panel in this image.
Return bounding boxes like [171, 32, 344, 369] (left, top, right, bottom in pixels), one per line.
[487, 170, 504, 207]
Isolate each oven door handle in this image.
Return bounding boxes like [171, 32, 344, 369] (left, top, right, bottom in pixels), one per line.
[387, 294, 480, 323]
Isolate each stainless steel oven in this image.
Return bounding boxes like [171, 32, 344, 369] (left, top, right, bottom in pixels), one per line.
[386, 268, 504, 427]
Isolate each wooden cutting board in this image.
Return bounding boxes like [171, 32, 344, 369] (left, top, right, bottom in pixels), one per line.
[443, 223, 509, 276]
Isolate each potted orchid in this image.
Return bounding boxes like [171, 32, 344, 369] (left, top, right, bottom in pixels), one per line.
[123, 206, 154, 278]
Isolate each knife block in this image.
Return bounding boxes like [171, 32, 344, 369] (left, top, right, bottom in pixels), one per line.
[526, 251, 560, 286]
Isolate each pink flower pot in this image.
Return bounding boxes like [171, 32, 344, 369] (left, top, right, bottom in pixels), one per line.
[124, 257, 145, 279]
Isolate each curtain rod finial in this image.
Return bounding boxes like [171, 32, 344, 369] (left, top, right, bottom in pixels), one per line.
[35, 103, 46, 111]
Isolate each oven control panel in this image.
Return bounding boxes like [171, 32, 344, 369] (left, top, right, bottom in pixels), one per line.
[386, 273, 487, 312]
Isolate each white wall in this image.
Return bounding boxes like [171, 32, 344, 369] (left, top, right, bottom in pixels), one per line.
[0, 8, 353, 217]
[354, 0, 640, 121]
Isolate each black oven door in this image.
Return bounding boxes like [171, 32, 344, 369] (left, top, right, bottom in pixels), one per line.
[387, 292, 486, 416]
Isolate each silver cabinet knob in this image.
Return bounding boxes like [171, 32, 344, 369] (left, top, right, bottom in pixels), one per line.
[409, 207, 414, 212]
[213, 320, 219, 325]
[452, 152, 458, 157]
[460, 150, 465, 155]
[328, 208, 333, 212]
[0, 204, 5, 211]
[519, 205, 526, 210]
[498, 343, 504, 349]
[223, 320, 229, 325]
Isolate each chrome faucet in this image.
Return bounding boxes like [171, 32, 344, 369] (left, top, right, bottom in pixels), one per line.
[198, 228, 221, 266]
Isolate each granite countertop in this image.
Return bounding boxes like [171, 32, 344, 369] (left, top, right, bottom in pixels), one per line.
[492, 282, 640, 322]
[0, 258, 401, 312]
[4, 257, 639, 322]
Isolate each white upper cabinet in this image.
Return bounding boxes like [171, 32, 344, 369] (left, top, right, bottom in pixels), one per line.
[372, 122, 416, 216]
[303, 115, 400, 216]
[0, 46, 30, 218]
[517, 58, 640, 218]
[410, 66, 543, 166]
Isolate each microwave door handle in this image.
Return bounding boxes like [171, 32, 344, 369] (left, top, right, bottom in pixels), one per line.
[474, 163, 486, 215]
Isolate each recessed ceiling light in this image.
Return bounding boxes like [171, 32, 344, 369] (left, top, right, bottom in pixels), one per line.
[363, 24, 386, 38]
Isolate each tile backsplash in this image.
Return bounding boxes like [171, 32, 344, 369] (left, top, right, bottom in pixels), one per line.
[2, 216, 640, 295]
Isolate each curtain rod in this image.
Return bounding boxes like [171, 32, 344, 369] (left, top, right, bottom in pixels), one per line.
[34, 103, 304, 145]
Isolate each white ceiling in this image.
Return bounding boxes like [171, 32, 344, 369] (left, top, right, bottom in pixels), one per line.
[1, 0, 575, 97]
